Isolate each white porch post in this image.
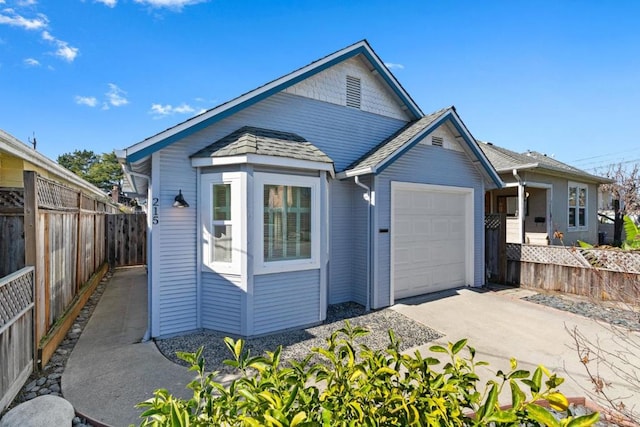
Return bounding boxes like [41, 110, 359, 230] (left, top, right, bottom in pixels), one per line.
[517, 183, 525, 244]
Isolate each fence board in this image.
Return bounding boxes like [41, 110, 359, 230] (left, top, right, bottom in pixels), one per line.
[485, 214, 506, 283]
[0, 215, 24, 277]
[0, 267, 34, 412]
[107, 214, 147, 267]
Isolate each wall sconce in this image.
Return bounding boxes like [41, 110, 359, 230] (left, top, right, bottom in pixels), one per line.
[173, 189, 189, 208]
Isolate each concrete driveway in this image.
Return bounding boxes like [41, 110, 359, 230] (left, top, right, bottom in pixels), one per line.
[392, 287, 640, 413]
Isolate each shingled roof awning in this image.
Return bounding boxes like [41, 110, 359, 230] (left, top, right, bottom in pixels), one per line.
[190, 126, 334, 175]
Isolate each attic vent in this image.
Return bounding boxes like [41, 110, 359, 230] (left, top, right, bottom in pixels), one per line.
[346, 75, 361, 109]
[432, 136, 444, 147]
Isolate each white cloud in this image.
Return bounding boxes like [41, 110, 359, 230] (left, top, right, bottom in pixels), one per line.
[24, 57, 39, 66]
[384, 62, 405, 70]
[95, 0, 117, 7]
[41, 30, 78, 62]
[0, 9, 48, 30]
[105, 83, 128, 107]
[75, 95, 98, 107]
[149, 102, 196, 118]
[134, 0, 207, 10]
[17, 0, 38, 6]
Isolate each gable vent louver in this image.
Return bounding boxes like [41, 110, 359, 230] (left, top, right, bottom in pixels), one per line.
[432, 136, 444, 147]
[346, 75, 361, 109]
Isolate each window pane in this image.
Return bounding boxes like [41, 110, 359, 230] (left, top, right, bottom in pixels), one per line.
[579, 188, 586, 207]
[568, 187, 576, 207]
[579, 208, 586, 227]
[264, 185, 311, 262]
[213, 184, 231, 221]
[569, 208, 576, 227]
[213, 225, 232, 263]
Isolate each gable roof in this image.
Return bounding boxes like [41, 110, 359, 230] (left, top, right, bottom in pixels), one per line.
[119, 40, 422, 165]
[339, 107, 503, 188]
[479, 141, 612, 184]
[190, 126, 333, 165]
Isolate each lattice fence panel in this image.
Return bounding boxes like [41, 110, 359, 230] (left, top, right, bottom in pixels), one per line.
[0, 267, 34, 329]
[36, 176, 78, 210]
[507, 243, 640, 273]
[0, 188, 24, 209]
[507, 243, 591, 268]
[581, 249, 640, 273]
[485, 213, 502, 230]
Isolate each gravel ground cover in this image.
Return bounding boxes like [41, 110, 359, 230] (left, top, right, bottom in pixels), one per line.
[522, 293, 640, 331]
[156, 302, 443, 374]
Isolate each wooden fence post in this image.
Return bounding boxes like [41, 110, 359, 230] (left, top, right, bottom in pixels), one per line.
[23, 171, 40, 370]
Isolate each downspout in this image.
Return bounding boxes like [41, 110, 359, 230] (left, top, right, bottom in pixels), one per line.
[512, 169, 525, 244]
[354, 176, 371, 311]
[121, 162, 153, 342]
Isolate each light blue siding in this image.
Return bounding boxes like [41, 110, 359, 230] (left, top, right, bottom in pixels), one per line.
[156, 143, 198, 337]
[350, 176, 371, 306]
[253, 270, 321, 335]
[375, 143, 485, 308]
[201, 272, 243, 334]
[173, 92, 407, 173]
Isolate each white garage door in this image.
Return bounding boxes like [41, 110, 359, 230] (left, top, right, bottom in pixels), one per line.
[391, 182, 473, 300]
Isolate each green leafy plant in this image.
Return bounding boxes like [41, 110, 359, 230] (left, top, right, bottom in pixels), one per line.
[135, 323, 599, 426]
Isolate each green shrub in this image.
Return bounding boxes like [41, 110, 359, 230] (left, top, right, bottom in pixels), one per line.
[135, 322, 599, 426]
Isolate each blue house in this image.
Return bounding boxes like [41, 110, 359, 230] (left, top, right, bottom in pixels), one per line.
[117, 40, 502, 338]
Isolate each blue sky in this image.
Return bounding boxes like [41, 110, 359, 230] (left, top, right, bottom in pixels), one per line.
[1, 0, 639, 172]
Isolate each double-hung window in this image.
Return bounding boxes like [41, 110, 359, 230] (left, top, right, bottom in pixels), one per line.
[568, 182, 587, 230]
[202, 172, 242, 273]
[255, 173, 320, 274]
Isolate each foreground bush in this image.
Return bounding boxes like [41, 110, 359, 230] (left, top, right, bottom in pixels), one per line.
[136, 322, 599, 426]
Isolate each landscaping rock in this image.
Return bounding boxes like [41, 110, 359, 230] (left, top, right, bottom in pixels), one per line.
[0, 395, 74, 427]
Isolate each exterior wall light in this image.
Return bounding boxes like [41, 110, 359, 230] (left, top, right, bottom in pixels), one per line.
[173, 189, 189, 208]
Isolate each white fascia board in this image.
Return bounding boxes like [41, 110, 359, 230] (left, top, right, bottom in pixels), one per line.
[335, 167, 374, 179]
[191, 154, 335, 177]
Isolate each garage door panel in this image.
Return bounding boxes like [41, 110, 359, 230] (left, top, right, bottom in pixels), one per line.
[393, 184, 471, 300]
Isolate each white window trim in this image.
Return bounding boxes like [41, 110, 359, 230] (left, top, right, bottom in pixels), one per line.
[567, 181, 588, 231]
[201, 172, 243, 274]
[254, 172, 320, 275]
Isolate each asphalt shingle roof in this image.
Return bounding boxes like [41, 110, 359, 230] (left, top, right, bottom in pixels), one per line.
[190, 126, 333, 164]
[344, 107, 452, 173]
[478, 141, 610, 183]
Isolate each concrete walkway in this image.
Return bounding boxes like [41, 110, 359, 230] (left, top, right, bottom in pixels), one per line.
[62, 267, 193, 427]
[63, 268, 640, 425]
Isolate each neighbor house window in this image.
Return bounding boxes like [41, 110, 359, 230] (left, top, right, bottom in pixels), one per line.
[201, 172, 242, 273]
[568, 183, 587, 229]
[255, 173, 320, 274]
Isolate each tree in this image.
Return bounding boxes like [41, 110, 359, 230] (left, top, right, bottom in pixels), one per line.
[597, 162, 640, 245]
[57, 150, 123, 192]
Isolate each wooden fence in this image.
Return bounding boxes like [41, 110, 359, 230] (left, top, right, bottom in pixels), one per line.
[22, 171, 118, 368]
[0, 188, 25, 277]
[0, 267, 34, 412]
[107, 213, 147, 267]
[485, 213, 506, 283]
[506, 243, 640, 303]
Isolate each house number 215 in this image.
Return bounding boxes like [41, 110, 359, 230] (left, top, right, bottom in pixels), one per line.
[152, 198, 159, 224]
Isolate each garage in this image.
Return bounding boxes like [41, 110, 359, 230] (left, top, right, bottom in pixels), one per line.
[391, 182, 474, 300]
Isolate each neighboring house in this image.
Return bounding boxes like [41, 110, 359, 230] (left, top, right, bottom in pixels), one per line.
[479, 141, 612, 246]
[117, 40, 503, 339]
[0, 129, 106, 199]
